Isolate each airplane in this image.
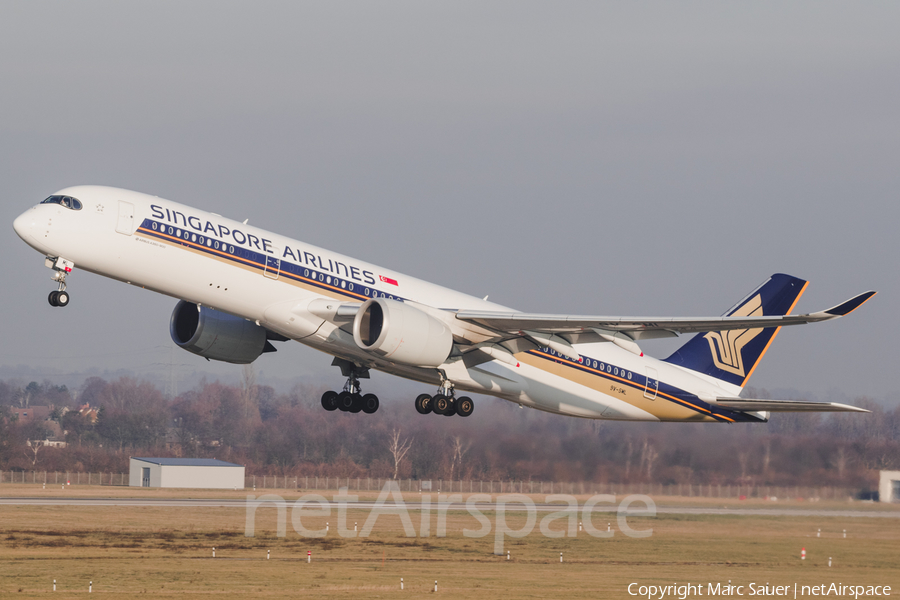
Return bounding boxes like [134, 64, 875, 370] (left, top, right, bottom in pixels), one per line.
[13, 186, 875, 422]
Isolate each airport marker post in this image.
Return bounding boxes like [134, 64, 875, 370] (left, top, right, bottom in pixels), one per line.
[307, 550, 311, 563]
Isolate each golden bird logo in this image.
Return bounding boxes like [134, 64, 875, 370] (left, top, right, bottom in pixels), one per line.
[704, 295, 764, 377]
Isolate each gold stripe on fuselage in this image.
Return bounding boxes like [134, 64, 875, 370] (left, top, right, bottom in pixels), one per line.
[136, 226, 361, 303]
[517, 351, 722, 422]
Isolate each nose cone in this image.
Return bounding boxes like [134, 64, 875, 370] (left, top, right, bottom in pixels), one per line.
[13, 210, 33, 241]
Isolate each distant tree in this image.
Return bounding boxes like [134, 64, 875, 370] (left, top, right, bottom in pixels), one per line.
[0, 405, 15, 464]
[388, 428, 413, 480]
[0, 381, 16, 406]
[61, 410, 91, 446]
[94, 378, 168, 449]
[78, 377, 108, 407]
[449, 436, 471, 481]
[17, 381, 40, 408]
[640, 437, 660, 481]
[25, 442, 41, 466]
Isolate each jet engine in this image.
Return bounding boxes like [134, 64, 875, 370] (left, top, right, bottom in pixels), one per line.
[170, 301, 276, 364]
[352, 298, 452, 367]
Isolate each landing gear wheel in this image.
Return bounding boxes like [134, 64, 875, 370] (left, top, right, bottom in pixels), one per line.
[433, 395, 450, 415]
[414, 394, 433, 415]
[456, 396, 474, 417]
[443, 399, 457, 416]
[349, 393, 363, 413]
[48, 291, 59, 307]
[56, 291, 69, 307]
[321, 391, 339, 411]
[362, 394, 379, 414]
[337, 391, 354, 412]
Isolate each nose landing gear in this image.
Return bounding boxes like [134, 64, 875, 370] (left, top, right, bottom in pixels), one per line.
[48, 290, 70, 307]
[46, 256, 75, 308]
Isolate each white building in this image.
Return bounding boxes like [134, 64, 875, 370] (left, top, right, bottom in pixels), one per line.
[129, 457, 245, 489]
[879, 470, 900, 503]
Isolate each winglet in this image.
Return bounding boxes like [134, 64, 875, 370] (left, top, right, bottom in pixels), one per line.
[823, 291, 877, 316]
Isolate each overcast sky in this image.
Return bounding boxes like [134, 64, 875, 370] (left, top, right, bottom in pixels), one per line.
[1, 2, 897, 404]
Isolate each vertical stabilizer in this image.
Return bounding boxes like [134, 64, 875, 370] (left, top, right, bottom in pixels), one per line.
[664, 274, 808, 388]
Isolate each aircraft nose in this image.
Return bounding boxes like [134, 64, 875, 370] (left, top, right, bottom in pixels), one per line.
[13, 209, 34, 241]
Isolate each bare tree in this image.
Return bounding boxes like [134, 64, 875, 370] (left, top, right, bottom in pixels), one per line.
[737, 451, 751, 481]
[388, 428, 413, 480]
[640, 437, 659, 481]
[25, 441, 41, 466]
[833, 445, 848, 478]
[241, 364, 259, 420]
[449, 435, 471, 480]
[624, 436, 634, 480]
[761, 438, 772, 476]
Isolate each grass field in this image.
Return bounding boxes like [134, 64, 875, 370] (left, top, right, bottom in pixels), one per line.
[1, 484, 898, 598]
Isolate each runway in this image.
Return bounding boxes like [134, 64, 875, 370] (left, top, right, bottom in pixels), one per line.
[2, 497, 898, 518]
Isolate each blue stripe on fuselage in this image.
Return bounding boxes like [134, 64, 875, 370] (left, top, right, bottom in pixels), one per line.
[137, 220, 407, 303]
[527, 349, 763, 422]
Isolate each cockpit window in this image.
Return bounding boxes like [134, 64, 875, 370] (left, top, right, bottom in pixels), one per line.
[41, 195, 83, 210]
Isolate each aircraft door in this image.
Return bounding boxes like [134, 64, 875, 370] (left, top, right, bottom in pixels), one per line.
[116, 201, 135, 235]
[644, 366, 659, 400]
[264, 251, 281, 280]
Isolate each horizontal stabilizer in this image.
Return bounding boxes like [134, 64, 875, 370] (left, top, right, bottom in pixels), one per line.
[715, 397, 870, 413]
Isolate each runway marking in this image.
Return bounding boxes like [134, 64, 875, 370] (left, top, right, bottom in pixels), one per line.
[2, 497, 898, 518]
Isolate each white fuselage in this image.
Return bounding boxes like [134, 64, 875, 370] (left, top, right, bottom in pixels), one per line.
[14, 186, 752, 423]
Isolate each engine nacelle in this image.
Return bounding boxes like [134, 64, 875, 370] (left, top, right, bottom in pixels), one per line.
[170, 301, 272, 364]
[352, 298, 452, 367]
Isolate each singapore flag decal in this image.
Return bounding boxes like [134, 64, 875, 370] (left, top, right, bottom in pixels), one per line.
[379, 275, 399, 286]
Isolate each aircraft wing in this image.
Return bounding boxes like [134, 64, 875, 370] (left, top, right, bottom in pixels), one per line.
[454, 291, 876, 340]
[714, 398, 870, 413]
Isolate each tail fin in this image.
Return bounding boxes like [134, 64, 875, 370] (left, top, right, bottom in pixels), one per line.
[664, 273, 808, 388]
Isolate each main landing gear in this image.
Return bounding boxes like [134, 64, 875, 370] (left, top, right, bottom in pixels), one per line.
[414, 379, 474, 418]
[46, 256, 74, 308]
[321, 359, 379, 415]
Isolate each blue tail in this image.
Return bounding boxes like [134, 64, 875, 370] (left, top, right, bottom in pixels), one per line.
[664, 273, 808, 388]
